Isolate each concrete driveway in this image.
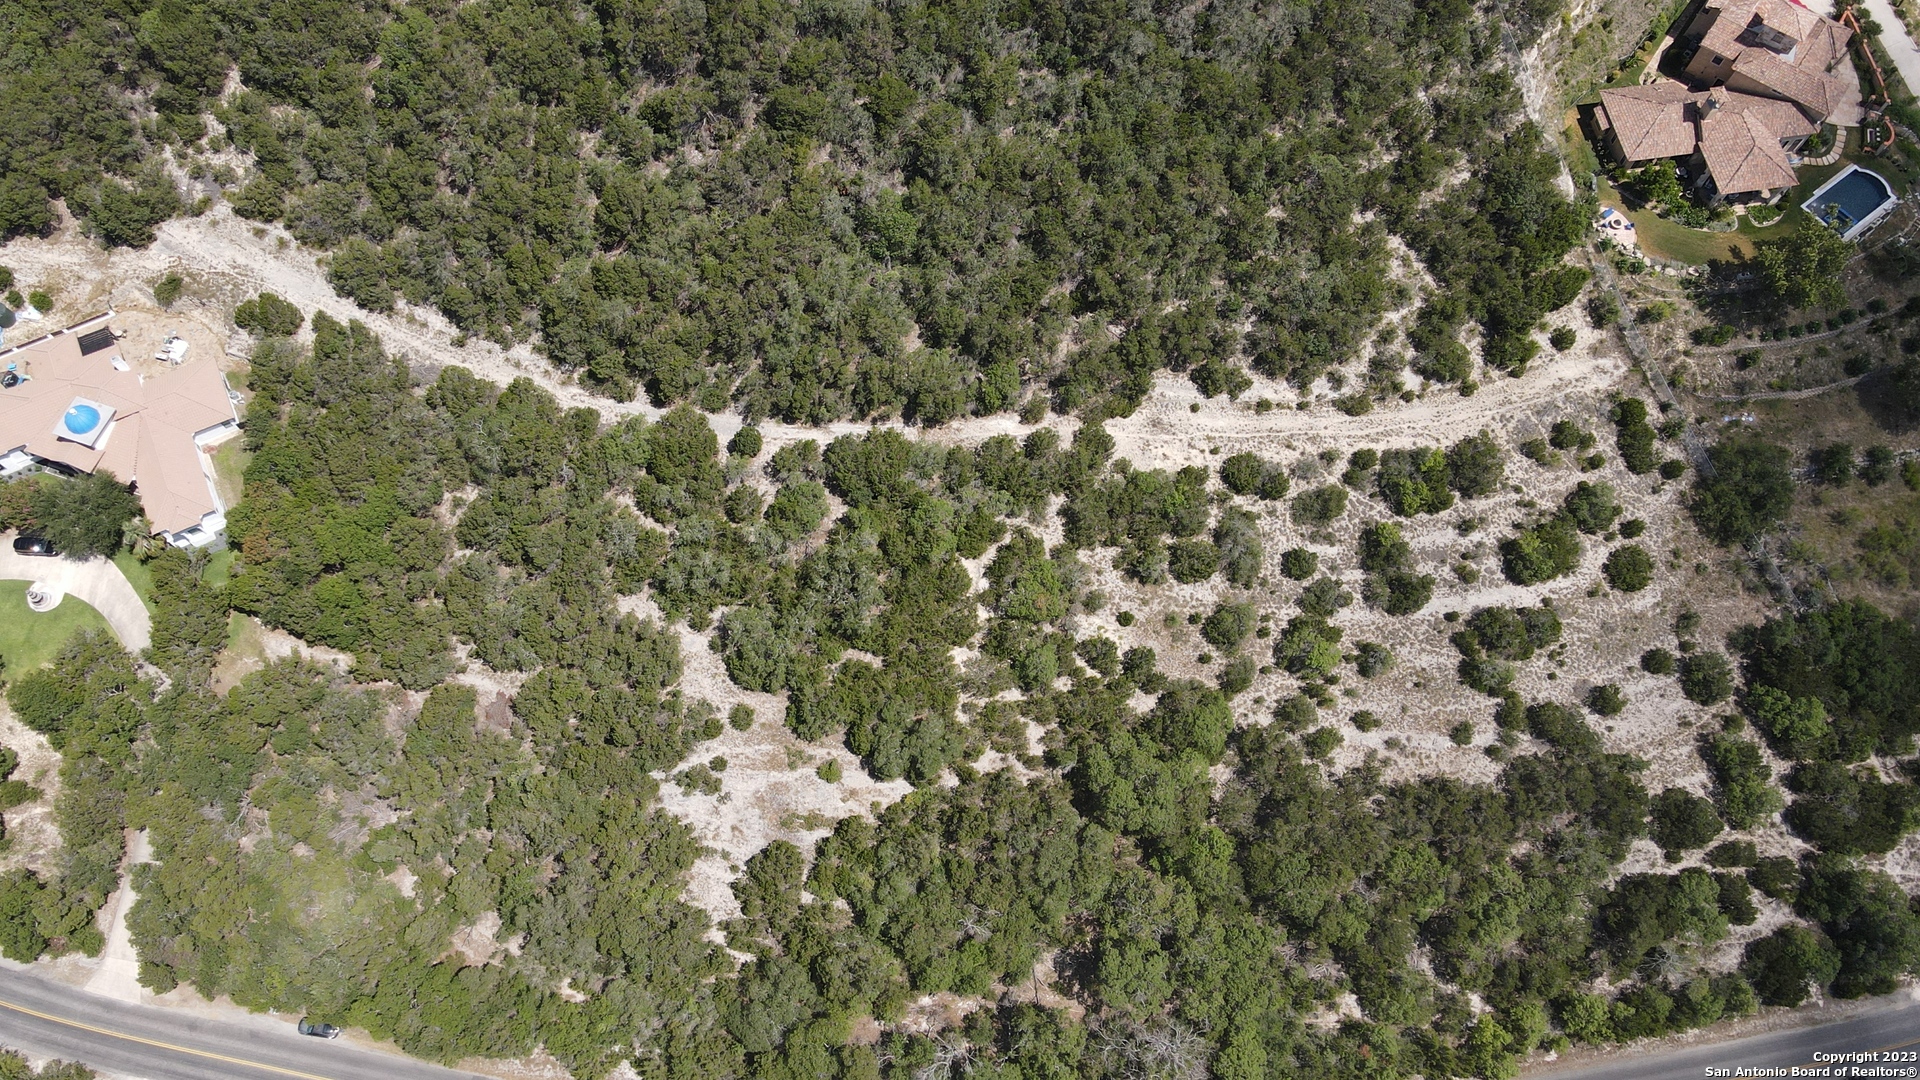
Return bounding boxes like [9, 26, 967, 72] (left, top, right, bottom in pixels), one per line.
[0, 540, 151, 652]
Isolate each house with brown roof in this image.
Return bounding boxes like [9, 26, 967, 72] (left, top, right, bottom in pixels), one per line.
[0, 312, 240, 547]
[1590, 0, 1859, 203]
[1682, 0, 1854, 117]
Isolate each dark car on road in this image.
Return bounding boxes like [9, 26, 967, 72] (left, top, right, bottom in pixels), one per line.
[296, 1018, 341, 1039]
[11, 535, 54, 556]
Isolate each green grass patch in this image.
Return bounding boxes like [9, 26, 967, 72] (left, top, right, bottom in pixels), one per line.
[112, 552, 156, 614]
[1602, 57, 1651, 91]
[202, 548, 236, 588]
[1598, 180, 1755, 264]
[1595, 131, 1891, 266]
[224, 609, 260, 652]
[1563, 122, 1602, 181]
[210, 438, 250, 510]
[0, 582, 113, 672]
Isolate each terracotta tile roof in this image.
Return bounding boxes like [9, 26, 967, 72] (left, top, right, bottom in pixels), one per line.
[1716, 88, 1820, 138]
[1699, 107, 1799, 194]
[1600, 79, 1822, 174]
[1692, 0, 1852, 119]
[1729, 50, 1845, 116]
[0, 315, 238, 534]
[1599, 83, 1702, 162]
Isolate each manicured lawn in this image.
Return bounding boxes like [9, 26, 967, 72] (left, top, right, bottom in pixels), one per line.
[0, 581, 112, 672]
[1597, 134, 1882, 266]
[210, 437, 250, 509]
[112, 551, 155, 614]
[203, 548, 236, 587]
[1631, 210, 1755, 263]
[1598, 180, 1757, 263]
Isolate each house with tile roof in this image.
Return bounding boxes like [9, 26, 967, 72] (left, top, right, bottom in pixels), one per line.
[1682, 0, 1854, 117]
[1590, 0, 1859, 203]
[0, 312, 240, 547]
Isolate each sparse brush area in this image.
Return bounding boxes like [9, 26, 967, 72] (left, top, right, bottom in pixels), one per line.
[0, 0, 1918, 1076]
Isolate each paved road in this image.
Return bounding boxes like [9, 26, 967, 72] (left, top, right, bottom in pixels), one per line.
[0, 540, 151, 652]
[1529, 991, 1920, 1080]
[0, 965, 489, 1080]
[1859, 0, 1920, 97]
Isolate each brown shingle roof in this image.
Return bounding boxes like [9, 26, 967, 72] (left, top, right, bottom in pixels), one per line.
[1599, 83, 1702, 163]
[1698, 107, 1799, 194]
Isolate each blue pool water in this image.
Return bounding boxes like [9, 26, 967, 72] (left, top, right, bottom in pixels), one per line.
[63, 404, 100, 434]
[1802, 166, 1896, 236]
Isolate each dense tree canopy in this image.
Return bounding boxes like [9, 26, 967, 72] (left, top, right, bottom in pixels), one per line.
[6, 305, 1914, 1080]
[2, 0, 1584, 423]
[1690, 436, 1794, 546]
[6, 0, 1917, 1062]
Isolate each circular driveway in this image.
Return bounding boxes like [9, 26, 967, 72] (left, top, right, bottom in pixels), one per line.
[0, 538, 151, 652]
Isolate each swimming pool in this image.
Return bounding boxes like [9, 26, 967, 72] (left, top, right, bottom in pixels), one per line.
[1800, 165, 1899, 240]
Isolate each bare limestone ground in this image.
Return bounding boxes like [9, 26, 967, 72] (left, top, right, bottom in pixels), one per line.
[0, 705, 63, 880]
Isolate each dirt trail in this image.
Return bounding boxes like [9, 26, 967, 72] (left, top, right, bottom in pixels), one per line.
[2, 207, 1040, 455]
[5, 197, 1729, 925]
[84, 830, 154, 1004]
[1, 207, 1626, 463]
[1104, 336, 1624, 471]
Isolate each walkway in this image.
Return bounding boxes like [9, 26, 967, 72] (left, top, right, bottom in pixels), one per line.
[84, 830, 154, 1005]
[1857, 0, 1920, 95]
[0, 541, 151, 652]
[1712, 372, 1868, 402]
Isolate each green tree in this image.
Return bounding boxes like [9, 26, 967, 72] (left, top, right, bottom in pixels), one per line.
[1200, 602, 1256, 652]
[1290, 485, 1348, 526]
[82, 166, 181, 248]
[1602, 545, 1653, 592]
[1500, 515, 1582, 584]
[1690, 437, 1794, 545]
[0, 175, 54, 240]
[1811, 443, 1854, 486]
[1447, 431, 1506, 497]
[1586, 683, 1626, 716]
[1649, 788, 1722, 860]
[1167, 540, 1218, 584]
[327, 239, 394, 312]
[1796, 856, 1920, 997]
[32, 472, 143, 558]
[152, 272, 184, 309]
[1754, 224, 1850, 310]
[1747, 686, 1831, 760]
[1562, 481, 1621, 534]
[1742, 926, 1839, 1007]
[1679, 652, 1735, 706]
[0, 870, 48, 961]
[233, 292, 304, 337]
[1612, 399, 1658, 475]
[1279, 547, 1318, 580]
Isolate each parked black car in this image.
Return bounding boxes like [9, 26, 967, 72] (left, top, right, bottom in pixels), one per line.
[296, 1018, 341, 1039]
[12, 535, 54, 556]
